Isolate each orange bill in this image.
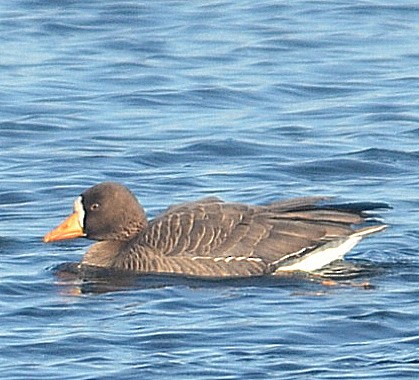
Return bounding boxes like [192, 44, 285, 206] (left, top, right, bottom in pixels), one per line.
[43, 212, 85, 243]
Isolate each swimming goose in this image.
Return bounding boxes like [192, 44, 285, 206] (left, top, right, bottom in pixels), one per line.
[43, 182, 387, 278]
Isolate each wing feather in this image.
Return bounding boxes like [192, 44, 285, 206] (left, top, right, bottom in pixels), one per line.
[140, 196, 379, 271]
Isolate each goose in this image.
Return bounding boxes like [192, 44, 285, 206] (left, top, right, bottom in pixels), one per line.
[43, 182, 387, 278]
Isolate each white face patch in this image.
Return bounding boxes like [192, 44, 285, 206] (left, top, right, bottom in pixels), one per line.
[73, 196, 85, 229]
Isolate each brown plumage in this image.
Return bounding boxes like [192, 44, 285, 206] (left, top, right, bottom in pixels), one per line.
[43, 182, 387, 278]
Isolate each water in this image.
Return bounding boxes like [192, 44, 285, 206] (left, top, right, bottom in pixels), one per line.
[1, 0, 418, 378]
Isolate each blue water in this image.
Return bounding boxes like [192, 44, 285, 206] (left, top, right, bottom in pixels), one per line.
[1, 0, 418, 378]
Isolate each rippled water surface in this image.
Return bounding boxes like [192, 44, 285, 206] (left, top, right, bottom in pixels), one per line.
[1, 1, 418, 379]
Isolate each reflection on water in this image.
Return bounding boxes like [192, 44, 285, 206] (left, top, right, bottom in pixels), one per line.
[53, 260, 382, 295]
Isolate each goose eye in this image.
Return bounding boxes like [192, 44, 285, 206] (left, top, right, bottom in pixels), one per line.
[90, 203, 100, 211]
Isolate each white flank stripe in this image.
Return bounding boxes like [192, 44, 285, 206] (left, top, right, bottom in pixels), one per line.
[275, 236, 362, 273]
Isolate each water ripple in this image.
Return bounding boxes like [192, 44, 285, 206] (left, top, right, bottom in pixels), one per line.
[1, 1, 418, 379]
